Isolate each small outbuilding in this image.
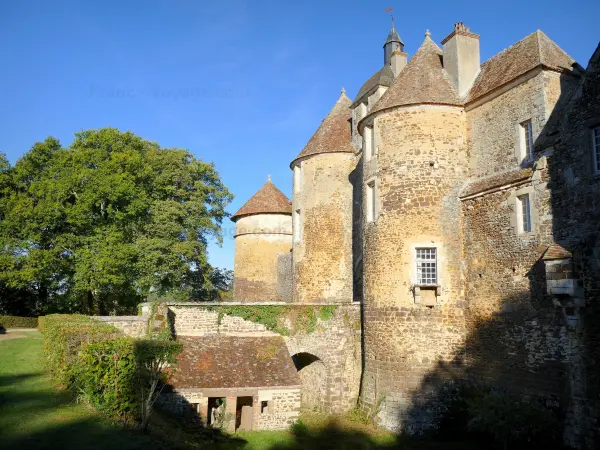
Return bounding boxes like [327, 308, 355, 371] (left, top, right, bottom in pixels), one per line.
[160, 335, 301, 431]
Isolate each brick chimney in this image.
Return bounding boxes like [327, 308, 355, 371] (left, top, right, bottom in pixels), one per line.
[441, 22, 480, 98]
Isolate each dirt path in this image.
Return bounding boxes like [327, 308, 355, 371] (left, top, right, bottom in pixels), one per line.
[0, 328, 38, 341]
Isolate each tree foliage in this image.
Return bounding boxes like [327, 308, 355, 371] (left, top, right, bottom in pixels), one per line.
[0, 128, 232, 314]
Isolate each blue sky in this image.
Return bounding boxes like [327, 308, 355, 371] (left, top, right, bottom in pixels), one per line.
[1, 0, 598, 269]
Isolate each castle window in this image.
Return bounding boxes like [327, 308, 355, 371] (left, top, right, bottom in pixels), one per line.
[364, 126, 373, 161]
[518, 194, 532, 233]
[520, 120, 534, 163]
[593, 126, 600, 174]
[416, 248, 437, 285]
[366, 180, 377, 222]
[293, 209, 302, 242]
[293, 164, 302, 194]
[260, 400, 270, 414]
[371, 125, 377, 159]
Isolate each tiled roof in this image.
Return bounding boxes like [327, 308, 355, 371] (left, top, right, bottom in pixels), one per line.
[231, 179, 291, 221]
[466, 30, 576, 103]
[369, 35, 461, 114]
[459, 168, 533, 198]
[291, 91, 355, 165]
[352, 65, 395, 105]
[169, 336, 301, 389]
[542, 243, 572, 260]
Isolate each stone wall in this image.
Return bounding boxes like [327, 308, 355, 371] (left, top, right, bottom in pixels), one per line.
[158, 387, 301, 431]
[467, 70, 562, 178]
[292, 153, 356, 303]
[233, 213, 292, 301]
[168, 302, 362, 413]
[92, 316, 147, 337]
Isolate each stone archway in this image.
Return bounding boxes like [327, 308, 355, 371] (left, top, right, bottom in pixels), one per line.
[291, 352, 328, 411]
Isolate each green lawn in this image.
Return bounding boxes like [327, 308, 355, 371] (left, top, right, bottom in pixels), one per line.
[0, 332, 473, 450]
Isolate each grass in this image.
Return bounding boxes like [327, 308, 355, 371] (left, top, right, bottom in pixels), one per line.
[0, 331, 476, 450]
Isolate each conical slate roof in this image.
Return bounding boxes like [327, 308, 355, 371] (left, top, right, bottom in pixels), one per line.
[370, 34, 461, 115]
[467, 30, 577, 103]
[385, 25, 404, 45]
[352, 65, 395, 106]
[231, 178, 291, 221]
[291, 90, 355, 166]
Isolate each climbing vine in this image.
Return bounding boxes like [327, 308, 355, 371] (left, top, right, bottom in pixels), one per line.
[205, 305, 337, 336]
[146, 302, 171, 340]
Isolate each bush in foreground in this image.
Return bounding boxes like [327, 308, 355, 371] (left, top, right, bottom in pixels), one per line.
[42, 314, 181, 426]
[0, 315, 38, 329]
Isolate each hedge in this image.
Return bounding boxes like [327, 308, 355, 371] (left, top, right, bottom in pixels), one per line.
[42, 315, 119, 387]
[0, 316, 38, 329]
[41, 314, 182, 421]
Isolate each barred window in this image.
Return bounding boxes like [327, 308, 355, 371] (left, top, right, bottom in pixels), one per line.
[416, 248, 437, 285]
[593, 127, 600, 174]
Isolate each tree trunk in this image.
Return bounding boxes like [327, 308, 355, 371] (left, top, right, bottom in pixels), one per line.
[87, 290, 95, 315]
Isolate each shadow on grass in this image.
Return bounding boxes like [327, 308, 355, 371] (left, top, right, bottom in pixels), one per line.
[267, 419, 479, 450]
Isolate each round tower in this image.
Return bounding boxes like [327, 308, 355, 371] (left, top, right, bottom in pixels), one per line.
[358, 33, 468, 430]
[231, 178, 292, 302]
[290, 89, 356, 303]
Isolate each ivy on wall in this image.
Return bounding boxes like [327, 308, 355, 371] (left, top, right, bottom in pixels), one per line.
[203, 304, 338, 336]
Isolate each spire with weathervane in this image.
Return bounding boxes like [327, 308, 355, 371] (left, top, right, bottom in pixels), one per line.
[384, 8, 404, 65]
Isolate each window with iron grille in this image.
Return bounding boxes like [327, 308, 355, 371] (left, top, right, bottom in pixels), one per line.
[416, 248, 437, 285]
[593, 127, 600, 174]
[518, 194, 531, 233]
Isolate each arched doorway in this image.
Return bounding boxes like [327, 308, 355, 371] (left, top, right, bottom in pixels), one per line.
[291, 352, 327, 411]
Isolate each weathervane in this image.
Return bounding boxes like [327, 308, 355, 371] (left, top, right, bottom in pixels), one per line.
[385, 7, 394, 27]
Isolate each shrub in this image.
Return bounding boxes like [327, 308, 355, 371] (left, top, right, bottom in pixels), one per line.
[76, 336, 182, 424]
[38, 315, 45, 332]
[42, 314, 119, 386]
[0, 315, 38, 329]
[42, 314, 182, 426]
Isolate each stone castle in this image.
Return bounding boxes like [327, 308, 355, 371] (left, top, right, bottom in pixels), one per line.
[101, 20, 599, 447]
[227, 21, 600, 448]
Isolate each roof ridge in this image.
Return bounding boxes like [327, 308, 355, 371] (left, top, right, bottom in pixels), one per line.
[291, 90, 354, 165]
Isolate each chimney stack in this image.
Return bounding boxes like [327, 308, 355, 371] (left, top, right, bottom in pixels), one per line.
[442, 22, 480, 98]
[390, 49, 408, 77]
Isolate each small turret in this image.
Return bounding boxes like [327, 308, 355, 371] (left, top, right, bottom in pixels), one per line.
[231, 178, 292, 302]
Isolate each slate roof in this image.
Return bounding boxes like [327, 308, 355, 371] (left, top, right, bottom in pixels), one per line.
[352, 65, 395, 105]
[291, 91, 355, 165]
[542, 243, 572, 260]
[231, 179, 291, 221]
[459, 168, 533, 198]
[169, 336, 301, 389]
[369, 35, 461, 115]
[385, 25, 404, 45]
[466, 30, 577, 103]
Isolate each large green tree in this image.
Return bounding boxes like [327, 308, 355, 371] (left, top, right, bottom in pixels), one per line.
[0, 128, 232, 314]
